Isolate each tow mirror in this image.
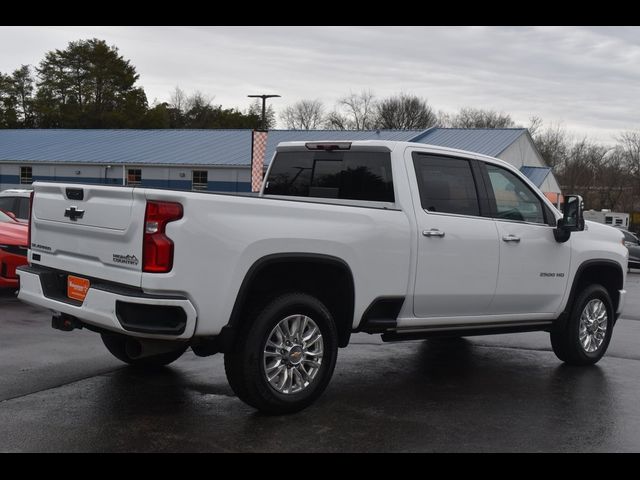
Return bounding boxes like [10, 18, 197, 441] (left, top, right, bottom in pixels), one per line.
[554, 195, 584, 243]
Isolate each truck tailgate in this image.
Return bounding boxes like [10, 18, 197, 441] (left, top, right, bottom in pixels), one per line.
[29, 183, 146, 287]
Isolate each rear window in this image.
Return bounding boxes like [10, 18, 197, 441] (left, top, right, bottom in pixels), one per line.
[264, 151, 394, 203]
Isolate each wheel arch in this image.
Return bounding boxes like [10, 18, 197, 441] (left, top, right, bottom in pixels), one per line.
[224, 253, 356, 350]
[561, 259, 624, 323]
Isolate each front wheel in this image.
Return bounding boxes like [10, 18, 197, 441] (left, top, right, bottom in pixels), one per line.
[550, 284, 614, 365]
[224, 292, 338, 415]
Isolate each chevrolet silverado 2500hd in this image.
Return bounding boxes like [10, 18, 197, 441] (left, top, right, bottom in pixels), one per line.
[17, 140, 628, 414]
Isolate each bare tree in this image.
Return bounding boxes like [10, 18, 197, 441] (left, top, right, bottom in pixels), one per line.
[375, 94, 437, 129]
[531, 123, 569, 170]
[435, 110, 452, 127]
[527, 115, 543, 137]
[185, 91, 213, 112]
[326, 90, 376, 130]
[441, 107, 516, 128]
[618, 131, 640, 176]
[592, 148, 631, 211]
[558, 139, 601, 194]
[324, 111, 349, 130]
[280, 99, 324, 129]
[170, 86, 187, 112]
[617, 130, 640, 211]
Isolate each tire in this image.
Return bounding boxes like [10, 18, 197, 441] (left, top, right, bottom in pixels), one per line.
[224, 292, 338, 415]
[101, 333, 187, 368]
[550, 284, 614, 366]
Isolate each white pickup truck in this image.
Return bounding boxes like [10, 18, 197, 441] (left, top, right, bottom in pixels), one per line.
[18, 140, 627, 414]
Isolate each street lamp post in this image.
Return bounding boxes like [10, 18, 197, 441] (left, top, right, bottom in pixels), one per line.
[248, 94, 281, 131]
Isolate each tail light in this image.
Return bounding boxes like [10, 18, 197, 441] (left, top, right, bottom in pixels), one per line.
[305, 141, 351, 151]
[27, 191, 34, 251]
[142, 201, 183, 273]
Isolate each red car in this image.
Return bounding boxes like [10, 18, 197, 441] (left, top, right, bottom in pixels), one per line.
[0, 210, 29, 289]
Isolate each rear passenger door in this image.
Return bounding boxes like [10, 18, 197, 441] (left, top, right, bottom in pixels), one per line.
[480, 162, 570, 315]
[410, 153, 500, 318]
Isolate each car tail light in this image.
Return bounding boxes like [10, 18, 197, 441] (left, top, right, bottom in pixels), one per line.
[27, 191, 34, 251]
[142, 201, 183, 273]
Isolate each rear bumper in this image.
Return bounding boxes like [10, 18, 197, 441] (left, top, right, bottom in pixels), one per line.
[17, 265, 197, 340]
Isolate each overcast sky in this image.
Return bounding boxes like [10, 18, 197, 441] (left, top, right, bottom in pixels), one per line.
[1, 26, 639, 142]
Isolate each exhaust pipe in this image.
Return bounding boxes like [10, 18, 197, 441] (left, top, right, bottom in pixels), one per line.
[125, 338, 182, 359]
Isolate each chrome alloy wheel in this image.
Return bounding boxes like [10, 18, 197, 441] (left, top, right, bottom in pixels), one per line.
[578, 299, 608, 353]
[263, 315, 324, 394]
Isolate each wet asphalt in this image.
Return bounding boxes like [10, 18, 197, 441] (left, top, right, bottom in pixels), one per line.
[2, 275, 640, 452]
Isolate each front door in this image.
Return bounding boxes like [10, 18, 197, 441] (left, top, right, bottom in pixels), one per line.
[411, 153, 499, 318]
[482, 162, 570, 314]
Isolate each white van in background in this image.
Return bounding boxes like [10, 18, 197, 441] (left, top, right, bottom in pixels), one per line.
[583, 209, 629, 229]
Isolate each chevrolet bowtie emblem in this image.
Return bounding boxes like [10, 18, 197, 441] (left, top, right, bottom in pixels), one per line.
[64, 206, 85, 221]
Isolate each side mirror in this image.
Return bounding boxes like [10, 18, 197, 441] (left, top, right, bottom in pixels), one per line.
[554, 195, 585, 243]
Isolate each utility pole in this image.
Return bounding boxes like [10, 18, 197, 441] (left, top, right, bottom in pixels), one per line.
[248, 94, 281, 131]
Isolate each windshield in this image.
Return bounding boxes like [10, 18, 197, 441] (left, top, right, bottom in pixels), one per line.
[0, 210, 15, 223]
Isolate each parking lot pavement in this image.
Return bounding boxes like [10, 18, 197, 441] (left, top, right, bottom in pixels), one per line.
[1, 276, 640, 452]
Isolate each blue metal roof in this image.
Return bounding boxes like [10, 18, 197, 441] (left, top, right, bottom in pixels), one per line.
[0, 128, 529, 168]
[0, 129, 253, 166]
[264, 130, 424, 165]
[411, 128, 527, 157]
[520, 166, 551, 187]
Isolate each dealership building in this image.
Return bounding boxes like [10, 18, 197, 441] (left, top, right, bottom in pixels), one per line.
[0, 128, 562, 204]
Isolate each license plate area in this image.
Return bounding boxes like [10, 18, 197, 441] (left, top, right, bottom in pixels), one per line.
[67, 275, 90, 302]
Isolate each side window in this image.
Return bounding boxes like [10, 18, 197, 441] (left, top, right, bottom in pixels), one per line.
[264, 151, 394, 203]
[16, 198, 30, 220]
[412, 154, 480, 216]
[485, 164, 545, 224]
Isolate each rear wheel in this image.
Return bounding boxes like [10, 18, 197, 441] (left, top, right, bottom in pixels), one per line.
[550, 284, 614, 365]
[101, 333, 187, 368]
[224, 292, 338, 415]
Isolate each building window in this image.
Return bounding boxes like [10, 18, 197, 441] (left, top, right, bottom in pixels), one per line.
[127, 168, 141, 186]
[192, 170, 208, 190]
[605, 216, 613, 224]
[20, 166, 32, 185]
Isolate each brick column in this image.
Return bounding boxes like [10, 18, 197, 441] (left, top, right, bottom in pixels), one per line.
[251, 130, 268, 192]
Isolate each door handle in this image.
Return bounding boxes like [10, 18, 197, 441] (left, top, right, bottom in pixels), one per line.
[423, 229, 445, 238]
[502, 234, 521, 243]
